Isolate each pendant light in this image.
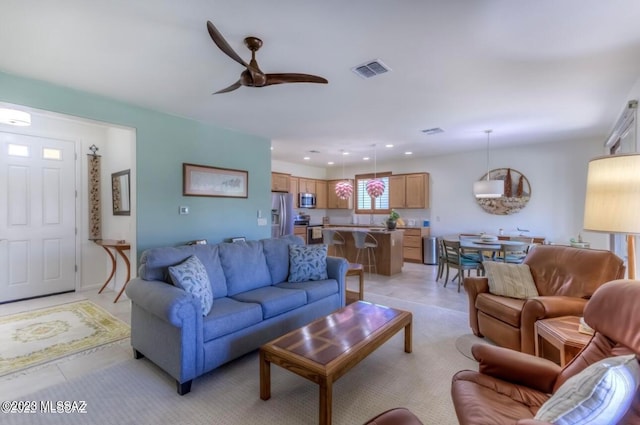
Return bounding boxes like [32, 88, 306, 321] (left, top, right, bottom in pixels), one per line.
[366, 144, 385, 198]
[473, 129, 503, 198]
[335, 150, 353, 199]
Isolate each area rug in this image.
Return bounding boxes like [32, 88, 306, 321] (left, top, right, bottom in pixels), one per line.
[454, 333, 496, 360]
[3, 293, 477, 425]
[0, 300, 129, 376]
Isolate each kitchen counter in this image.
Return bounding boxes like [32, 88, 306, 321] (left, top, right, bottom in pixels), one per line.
[328, 228, 404, 276]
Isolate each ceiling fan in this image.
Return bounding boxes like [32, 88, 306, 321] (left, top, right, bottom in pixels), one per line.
[206, 21, 328, 94]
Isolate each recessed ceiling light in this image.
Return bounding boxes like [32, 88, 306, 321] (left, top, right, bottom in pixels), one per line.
[405, 151, 413, 155]
[385, 144, 394, 148]
[363, 157, 370, 161]
[303, 156, 310, 160]
[342, 151, 349, 155]
[328, 161, 334, 165]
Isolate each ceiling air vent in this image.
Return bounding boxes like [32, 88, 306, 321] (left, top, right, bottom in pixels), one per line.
[351, 59, 391, 79]
[421, 128, 444, 135]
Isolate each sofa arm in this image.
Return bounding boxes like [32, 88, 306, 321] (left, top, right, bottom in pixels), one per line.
[327, 256, 349, 305]
[125, 278, 200, 328]
[472, 344, 561, 394]
[520, 296, 588, 354]
[464, 277, 489, 336]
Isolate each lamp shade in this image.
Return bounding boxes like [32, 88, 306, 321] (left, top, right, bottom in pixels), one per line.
[584, 154, 640, 234]
[0, 108, 31, 126]
[473, 180, 503, 198]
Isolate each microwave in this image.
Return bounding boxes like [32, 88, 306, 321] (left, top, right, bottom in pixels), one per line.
[299, 192, 316, 208]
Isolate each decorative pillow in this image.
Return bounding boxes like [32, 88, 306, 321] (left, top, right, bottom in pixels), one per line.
[288, 244, 328, 283]
[483, 261, 539, 299]
[168, 255, 213, 316]
[534, 354, 640, 425]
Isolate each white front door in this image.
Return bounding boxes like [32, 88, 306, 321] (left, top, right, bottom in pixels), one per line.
[0, 132, 76, 302]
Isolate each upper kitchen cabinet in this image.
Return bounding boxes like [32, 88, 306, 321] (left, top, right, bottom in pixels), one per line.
[271, 172, 290, 192]
[315, 180, 327, 209]
[298, 178, 316, 194]
[327, 179, 354, 209]
[389, 173, 429, 209]
[290, 177, 299, 208]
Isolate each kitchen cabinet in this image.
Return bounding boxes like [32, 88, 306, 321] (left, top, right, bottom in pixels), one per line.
[298, 178, 316, 194]
[327, 179, 354, 209]
[290, 177, 299, 208]
[402, 227, 430, 263]
[271, 172, 290, 192]
[389, 173, 430, 209]
[315, 180, 327, 209]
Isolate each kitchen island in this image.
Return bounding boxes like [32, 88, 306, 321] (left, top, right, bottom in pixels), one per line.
[326, 227, 404, 276]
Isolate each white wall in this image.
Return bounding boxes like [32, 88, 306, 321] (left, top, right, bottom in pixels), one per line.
[275, 135, 609, 248]
[101, 126, 137, 290]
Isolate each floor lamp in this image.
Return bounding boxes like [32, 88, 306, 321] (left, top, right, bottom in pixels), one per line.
[583, 154, 640, 279]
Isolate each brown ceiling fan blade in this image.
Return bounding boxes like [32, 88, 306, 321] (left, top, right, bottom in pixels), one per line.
[213, 80, 242, 94]
[206, 21, 251, 69]
[264, 73, 328, 86]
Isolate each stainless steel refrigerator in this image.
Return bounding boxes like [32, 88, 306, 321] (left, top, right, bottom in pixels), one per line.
[271, 193, 294, 238]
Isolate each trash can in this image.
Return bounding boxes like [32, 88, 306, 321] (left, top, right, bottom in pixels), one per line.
[423, 236, 438, 265]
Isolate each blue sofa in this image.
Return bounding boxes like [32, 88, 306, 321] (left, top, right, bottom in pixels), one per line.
[125, 235, 348, 395]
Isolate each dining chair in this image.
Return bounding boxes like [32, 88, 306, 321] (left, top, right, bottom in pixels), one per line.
[457, 234, 487, 262]
[496, 236, 533, 263]
[436, 237, 447, 282]
[441, 239, 483, 292]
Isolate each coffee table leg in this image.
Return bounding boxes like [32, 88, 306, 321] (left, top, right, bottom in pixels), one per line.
[404, 320, 412, 353]
[259, 349, 271, 400]
[319, 378, 333, 425]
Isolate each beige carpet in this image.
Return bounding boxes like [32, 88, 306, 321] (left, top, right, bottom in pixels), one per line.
[4, 293, 477, 425]
[454, 334, 496, 360]
[0, 300, 130, 376]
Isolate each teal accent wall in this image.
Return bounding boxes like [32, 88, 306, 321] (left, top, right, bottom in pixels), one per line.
[0, 71, 271, 255]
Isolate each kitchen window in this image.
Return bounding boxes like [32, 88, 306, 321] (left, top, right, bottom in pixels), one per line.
[355, 172, 391, 214]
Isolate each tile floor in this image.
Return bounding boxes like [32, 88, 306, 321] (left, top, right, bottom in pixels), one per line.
[0, 262, 470, 400]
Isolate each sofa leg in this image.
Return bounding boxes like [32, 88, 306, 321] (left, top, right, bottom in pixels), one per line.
[133, 349, 145, 359]
[177, 380, 192, 396]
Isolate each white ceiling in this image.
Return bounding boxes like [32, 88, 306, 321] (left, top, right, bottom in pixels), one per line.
[2, 1, 640, 166]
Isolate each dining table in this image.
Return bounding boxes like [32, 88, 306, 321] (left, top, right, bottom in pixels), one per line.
[445, 236, 529, 262]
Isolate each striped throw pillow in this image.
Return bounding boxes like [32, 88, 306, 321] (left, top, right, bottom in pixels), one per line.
[483, 261, 538, 299]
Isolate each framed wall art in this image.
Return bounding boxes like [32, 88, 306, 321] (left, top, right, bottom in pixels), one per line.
[183, 163, 248, 198]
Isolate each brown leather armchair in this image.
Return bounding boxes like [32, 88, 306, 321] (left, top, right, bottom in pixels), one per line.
[363, 407, 423, 425]
[452, 279, 640, 424]
[465, 244, 624, 354]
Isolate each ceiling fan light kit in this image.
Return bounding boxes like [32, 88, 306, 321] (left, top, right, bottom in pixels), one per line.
[206, 21, 328, 94]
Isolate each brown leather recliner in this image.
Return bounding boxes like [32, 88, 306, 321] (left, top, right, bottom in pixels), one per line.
[452, 279, 640, 424]
[465, 244, 624, 355]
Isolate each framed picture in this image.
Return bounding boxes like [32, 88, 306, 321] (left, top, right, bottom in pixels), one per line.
[183, 163, 248, 198]
[230, 237, 246, 243]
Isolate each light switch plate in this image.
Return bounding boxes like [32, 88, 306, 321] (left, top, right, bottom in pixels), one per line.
[179, 206, 189, 215]
[257, 218, 268, 226]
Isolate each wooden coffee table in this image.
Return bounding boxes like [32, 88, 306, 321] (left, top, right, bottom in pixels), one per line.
[260, 301, 412, 425]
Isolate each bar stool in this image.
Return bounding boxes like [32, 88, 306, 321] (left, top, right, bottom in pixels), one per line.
[321, 229, 345, 257]
[352, 231, 378, 274]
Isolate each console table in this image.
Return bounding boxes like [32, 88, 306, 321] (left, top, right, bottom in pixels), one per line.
[95, 239, 131, 303]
